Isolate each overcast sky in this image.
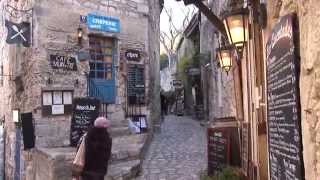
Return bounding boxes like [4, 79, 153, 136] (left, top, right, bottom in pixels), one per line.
[160, 0, 196, 53]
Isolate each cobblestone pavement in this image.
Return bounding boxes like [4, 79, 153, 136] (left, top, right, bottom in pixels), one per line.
[135, 115, 207, 180]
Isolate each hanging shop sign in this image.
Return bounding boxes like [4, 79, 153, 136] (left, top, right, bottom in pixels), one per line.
[50, 54, 77, 71]
[125, 49, 141, 62]
[266, 14, 304, 180]
[70, 97, 100, 146]
[172, 80, 182, 87]
[87, 13, 120, 33]
[188, 68, 201, 76]
[5, 20, 31, 47]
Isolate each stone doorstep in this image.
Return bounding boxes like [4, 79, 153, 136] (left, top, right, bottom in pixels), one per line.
[105, 160, 141, 180]
[32, 134, 148, 179]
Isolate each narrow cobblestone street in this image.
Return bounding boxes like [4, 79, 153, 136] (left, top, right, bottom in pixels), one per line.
[136, 115, 207, 180]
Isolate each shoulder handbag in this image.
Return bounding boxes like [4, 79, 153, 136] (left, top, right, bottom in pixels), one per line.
[72, 134, 86, 178]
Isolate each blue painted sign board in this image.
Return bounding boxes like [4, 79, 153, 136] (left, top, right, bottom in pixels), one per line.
[87, 14, 120, 33]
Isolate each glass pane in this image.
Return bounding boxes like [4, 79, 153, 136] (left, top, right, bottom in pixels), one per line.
[63, 91, 72, 105]
[89, 63, 95, 70]
[104, 56, 112, 63]
[89, 71, 95, 78]
[96, 63, 104, 70]
[97, 71, 104, 78]
[105, 72, 112, 79]
[103, 39, 113, 46]
[104, 63, 112, 69]
[53, 91, 63, 104]
[43, 92, 52, 105]
[103, 47, 113, 54]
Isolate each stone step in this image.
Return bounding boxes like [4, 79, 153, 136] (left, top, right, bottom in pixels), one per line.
[105, 160, 141, 180]
[110, 134, 147, 163]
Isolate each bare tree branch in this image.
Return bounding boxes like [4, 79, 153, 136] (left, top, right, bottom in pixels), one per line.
[160, 5, 197, 67]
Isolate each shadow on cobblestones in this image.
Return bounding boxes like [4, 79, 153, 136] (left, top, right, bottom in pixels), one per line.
[135, 115, 207, 180]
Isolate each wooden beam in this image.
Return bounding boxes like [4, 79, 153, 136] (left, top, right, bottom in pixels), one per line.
[192, 1, 227, 36]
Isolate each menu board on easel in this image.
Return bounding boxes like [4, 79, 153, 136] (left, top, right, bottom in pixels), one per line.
[207, 128, 230, 176]
[266, 14, 304, 180]
[70, 97, 100, 146]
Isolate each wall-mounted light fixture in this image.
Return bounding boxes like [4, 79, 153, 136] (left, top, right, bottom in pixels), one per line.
[223, 8, 249, 55]
[77, 26, 83, 46]
[216, 45, 234, 74]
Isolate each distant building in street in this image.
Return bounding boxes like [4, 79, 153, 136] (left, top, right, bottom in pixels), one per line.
[0, 0, 161, 179]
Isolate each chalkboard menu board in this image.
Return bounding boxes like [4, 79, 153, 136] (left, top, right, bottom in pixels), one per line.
[207, 128, 230, 176]
[70, 98, 100, 146]
[127, 65, 145, 105]
[266, 14, 304, 180]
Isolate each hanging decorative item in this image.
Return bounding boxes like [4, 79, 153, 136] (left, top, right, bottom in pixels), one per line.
[4, 3, 33, 47]
[5, 20, 31, 47]
[125, 49, 141, 62]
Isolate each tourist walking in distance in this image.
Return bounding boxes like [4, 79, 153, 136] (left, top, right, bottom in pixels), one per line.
[81, 117, 112, 180]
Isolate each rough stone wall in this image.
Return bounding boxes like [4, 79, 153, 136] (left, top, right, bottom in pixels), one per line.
[200, 0, 237, 120]
[265, 1, 320, 179]
[1, 0, 160, 179]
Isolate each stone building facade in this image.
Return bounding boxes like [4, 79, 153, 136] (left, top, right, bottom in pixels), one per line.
[0, 0, 160, 179]
[196, 0, 320, 179]
[199, 0, 237, 122]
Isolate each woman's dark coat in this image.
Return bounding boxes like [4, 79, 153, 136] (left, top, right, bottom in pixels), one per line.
[82, 127, 112, 180]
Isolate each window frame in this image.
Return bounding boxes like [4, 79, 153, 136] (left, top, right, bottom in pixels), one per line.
[41, 90, 74, 116]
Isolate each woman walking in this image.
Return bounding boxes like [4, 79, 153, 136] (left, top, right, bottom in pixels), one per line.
[81, 117, 112, 180]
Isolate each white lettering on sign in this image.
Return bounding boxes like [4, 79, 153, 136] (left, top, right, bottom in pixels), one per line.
[50, 55, 77, 71]
[126, 52, 139, 58]
[92, 18, 117, 27]
[76, 105, 96, 111]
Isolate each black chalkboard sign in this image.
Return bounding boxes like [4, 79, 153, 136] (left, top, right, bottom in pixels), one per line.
[207, 128, 230, 176]
[70, 97, 100, 146]
[21, 112, 35, 150]
[125, 49, 141, 62]
[266, 14, 304, 180]
[50, 54, 77, 71]
[127, 65, 145, 105]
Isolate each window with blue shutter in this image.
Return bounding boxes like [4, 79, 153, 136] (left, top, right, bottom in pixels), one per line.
[88, 36, 116, 103]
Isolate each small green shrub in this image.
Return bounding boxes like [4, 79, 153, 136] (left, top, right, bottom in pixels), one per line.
[199, 167, 242, 180]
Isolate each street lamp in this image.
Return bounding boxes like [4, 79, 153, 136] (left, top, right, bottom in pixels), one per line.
[223, 8, 249, 54]
[216, 45, 234, 74]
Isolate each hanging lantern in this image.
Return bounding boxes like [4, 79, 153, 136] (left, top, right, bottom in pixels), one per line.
[216, 46, 233, 74]
[223, 8, 249, 52]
